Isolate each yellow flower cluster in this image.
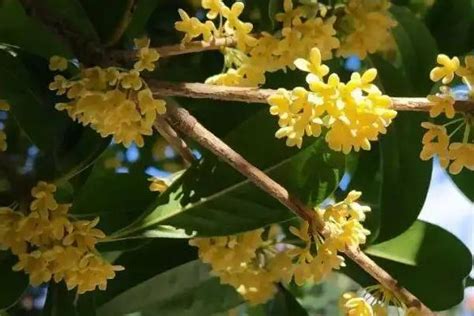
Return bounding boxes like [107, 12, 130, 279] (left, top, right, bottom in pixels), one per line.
[50, 38, 165, 147]
[189, 227, 287, 305]
[189, 191, 370, 305]
[289, 190, 370, 285]
[338, 0, 397, 59]
[176, 0, 397, 88]
[0, 181, 123, 294]
[0, 100, 9, 151]
[267, 48, 396, 152]
[420, 54, 474, 174]
[339, 286, 422, 316]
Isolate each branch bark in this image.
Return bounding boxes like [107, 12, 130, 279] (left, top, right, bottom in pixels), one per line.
[164, 102, 433, 314]
[153, 116, 195, 166]
[109, 37, 236, 64]
[149, 80, 474, 113]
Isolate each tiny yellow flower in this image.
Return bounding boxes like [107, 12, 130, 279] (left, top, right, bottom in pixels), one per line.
[420, 122, 450, 168]
[202, 0, 223, 19]
[430, 54, 460, 84]
[0, 100, 10, 111]
[0, 131, 7, 152]
[427, 89, 456, 118]
[49, 55, 68, 71]
[148, 177, 168, 193]
[134, 47, 160, 72]
[30, 181, 58, 215]
[448, 142, 474, 174]
[456, 55, 474, 86]
[49, 75, 69, 95]
[294, 48, 330, 83]
[120, 70, 143, 90]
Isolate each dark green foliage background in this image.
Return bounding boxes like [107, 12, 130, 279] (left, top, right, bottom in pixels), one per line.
[0, 0, 472, 315]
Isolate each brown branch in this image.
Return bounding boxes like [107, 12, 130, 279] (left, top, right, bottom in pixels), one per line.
[153, 116, 195, 167]
[105, 0, 138, 47]
[108, 37, 236, 64]
[149, 80, 474, 113]
[164, 102, 434, 315]
[164, 103, 322, 230]
[345, 247, 433, 315]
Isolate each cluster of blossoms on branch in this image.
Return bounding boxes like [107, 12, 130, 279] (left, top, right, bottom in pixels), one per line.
[267, 48, 396, 152]
[339, 286, 422, 315]
[0, 182, 123, 294]
[176, 0, 396, 87]
[0, 100, 9, 151]
[49, 38, 165, 147]
[190, 190, 371, 305]
[420, 54, 474, 174]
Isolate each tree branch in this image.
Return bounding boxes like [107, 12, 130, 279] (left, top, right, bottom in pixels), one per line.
[153, 116, 195, 167]
[108, 37, 236, 64]
[164, 102, 434, 315]
[149, 80, 474, 113]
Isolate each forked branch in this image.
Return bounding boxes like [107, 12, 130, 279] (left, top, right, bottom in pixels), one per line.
[164, 102, 435, 315]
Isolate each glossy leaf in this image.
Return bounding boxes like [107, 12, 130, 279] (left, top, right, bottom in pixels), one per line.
[425, 0, 474, 56]
[96, 238, 196, 306]
[377, 112, 432, 241]
[344, 220, 472, 311]
[265, 286, 308, 316]
[450, 171, 474, 202]
[98, 260, 242, 316]
[0, 0, 71, 58]
[123, 110, 345, 237]
[391, 5, 438, 96]
[42, 0, 100, 43]
[71, 168, 157, 234]
[0, 50, 70, 153]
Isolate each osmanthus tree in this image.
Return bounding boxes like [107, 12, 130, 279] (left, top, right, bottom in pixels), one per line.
[0, 0, 472, 315]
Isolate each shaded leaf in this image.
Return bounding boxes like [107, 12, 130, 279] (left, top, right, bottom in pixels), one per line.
[97, 260, 242, 316]
[0, 253, 28, 311]
[343, 220, 472, 311]
[0, 0, 71, 58]
[123, 110, 344, 237]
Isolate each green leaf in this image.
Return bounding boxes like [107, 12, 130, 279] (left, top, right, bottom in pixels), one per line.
[0, 0, 71, 58]
[377, 112, 432, 242]
[41, 0, 100, 43]
[344, 220, 472, 311]
[450, 171, 474, 202]
[55, 127, 111, 182]
[124, 110, 345, 237]
[265, 286, 308, 316]
[79, 0, 134, 43]
[0, 253, 28, 311]
[124, 0, 161, 40]
[425, 0, 474, 56]
[391, 5, 438, 96]
[0, 50, 70, 153]
[96, 238, 196, 306]
[71, 168, 157, 234]
[98, 260, 242, 316]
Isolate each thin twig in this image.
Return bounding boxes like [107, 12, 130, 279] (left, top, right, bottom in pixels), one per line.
[105, 0, 138, 47]
[109, 37, 236, 64]
[164, 102, 434, 315]
[153, 116, 195, 167]
[148, 80, 474, 113]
